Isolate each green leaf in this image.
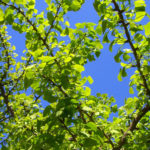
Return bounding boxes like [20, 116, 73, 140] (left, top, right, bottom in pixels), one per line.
[111, 104, 118, 113]
[93, 0, 100, 13]
[95, 50, 101, 58]
[95, 40, 103, 50]
[102, 20, 107, 33]
[65, 21, 70, 27]
[109, 40, 114, 52]
[56, 109, 63, 117]
[84, 87, 91, 96]
[68, 0, 84, 12]
[135, 11, 145, 22]
[135, 6, 145, 12]
[24, 76, 33, 90]
[122, 67, 127, 77]
[73, 64, 84, 72]
[5, 15, 14, 25]
[86, 122, 97, 131]
[82, 106, 92, 112]
[134, 0, 146, 22]
[43, 105, 51, 116]
[95, 24, 102, 35]
[118, 69, 122, 81]
[39, 56, 55, 63]
[123, 53, 131, 61]
[29, 49, 44, 59]
[3, 0, 10, 2]
[60, 75, 69, 89]
[25, 70, 34, 79]
[129, 87, 134, 94]
[0, 8, 4, 22]
[135, 0, 146, 9]
[37, 120, 42, 132]
[64, 57, 72, 63]
[14, 0, 27, 5]
[114, 51, 123, 63]
[31, 80, 40, 90]
[88, 55, 95, 62]
[143, 66, 150, 75]
[103, 32, 110, 43]
[47, 12, 54, 25]
[144, 22, 150, 36]
[83, 138, 98, 147]
[43, 91, 57, 103]
[87, 76, 94, 84]
[75, 23, 85, 29]
[134, 33, 143, 42]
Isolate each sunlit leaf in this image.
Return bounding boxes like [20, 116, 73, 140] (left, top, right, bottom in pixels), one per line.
[84, 87, 91, 96]
[144, 22, 150, 36]
[0, 8, 4, 22]
[87, 76, 94, 84]
[129, 87, 134, 94]
[73, 64, 84, 72]
[86, 122, 97, 131]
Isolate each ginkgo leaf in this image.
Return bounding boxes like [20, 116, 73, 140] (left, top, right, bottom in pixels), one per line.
[144, 22, 150, 36]
[129, 87, 134, 94]
[84, 87, 91, 96]
[86, 122, 97, 131]
[73, 64, 85, 72]
[87, 76, 94, 84]
[0, 8, 4, 22]
[47, 12, 54, 25]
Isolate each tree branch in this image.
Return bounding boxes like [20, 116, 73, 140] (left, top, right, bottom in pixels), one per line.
[112, 0, 150, 96]
[45, 3, 61, 40]
[111, 0, 150, 149]
[0, 83, 14, 117]
[83, 111, 115, 148]
[1, 1, 62, 69]
[113, 104, 150, 150]
[59, 118, 77, 142]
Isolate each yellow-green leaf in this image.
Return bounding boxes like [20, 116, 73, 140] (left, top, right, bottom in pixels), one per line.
[0, 8, 4, 22]
[73, 64, 84, 72]
[118, 70, 122, 81]
[84, 87, 91, 96]
[87, 76, 94, 84]
[129, 87, 134, 94]
[144, 22, 150, 36]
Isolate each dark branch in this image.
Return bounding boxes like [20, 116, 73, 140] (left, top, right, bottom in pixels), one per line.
[112, 0, 150, 149]
[45, 3, 61, 39]
[59, 118, 77, 142]
[112, 0, 150, 96]
[113, 104, 150, 150]
[1, 1, 62, 69]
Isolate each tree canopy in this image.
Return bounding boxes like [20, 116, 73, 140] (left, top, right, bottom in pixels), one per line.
[0, 0, 150, 149]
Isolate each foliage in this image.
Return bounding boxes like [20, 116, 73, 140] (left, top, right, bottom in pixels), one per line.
[0, 0, 150, 149]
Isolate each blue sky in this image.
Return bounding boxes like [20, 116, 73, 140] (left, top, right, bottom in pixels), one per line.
[7, 0, 138, 108]
[69, 1, 135, 107]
